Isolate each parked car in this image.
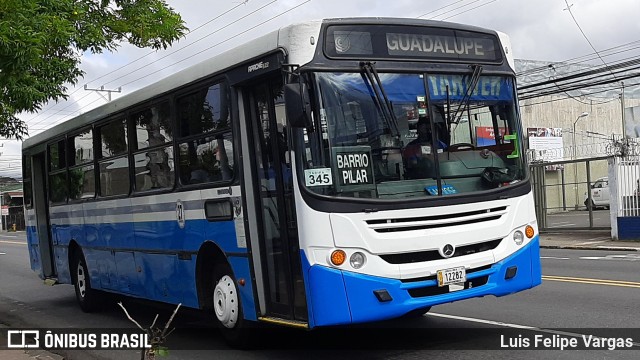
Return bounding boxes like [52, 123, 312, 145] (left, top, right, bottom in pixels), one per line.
[584, 177, 610, 210]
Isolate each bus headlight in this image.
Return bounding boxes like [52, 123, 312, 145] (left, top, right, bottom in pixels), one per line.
[513, 230, 524, 245]
[350, 252, 366, 269]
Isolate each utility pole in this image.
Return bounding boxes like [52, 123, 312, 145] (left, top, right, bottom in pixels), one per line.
[621, 81, 626, 138]
[84, 85, 122, 102]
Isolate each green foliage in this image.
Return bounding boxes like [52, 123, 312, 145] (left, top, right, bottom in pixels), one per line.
[0, 0, 187, 140]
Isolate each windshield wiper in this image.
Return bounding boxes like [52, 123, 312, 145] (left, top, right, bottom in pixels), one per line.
[448, 64, 483, 126]
[360, 61, 400, 137]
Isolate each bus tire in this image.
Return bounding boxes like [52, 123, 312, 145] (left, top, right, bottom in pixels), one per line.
[72, 249, 102, 313]
[402, 306, 432, 318]
[212, 263, 249, 347]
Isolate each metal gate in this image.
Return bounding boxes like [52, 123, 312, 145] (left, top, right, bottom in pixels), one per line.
[530, 156, 612, 231]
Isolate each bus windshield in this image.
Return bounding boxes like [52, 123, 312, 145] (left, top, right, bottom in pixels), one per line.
[298, 72, 526, 199]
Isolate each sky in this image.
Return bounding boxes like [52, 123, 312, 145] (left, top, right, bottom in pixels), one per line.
[2, 0, 639, 179]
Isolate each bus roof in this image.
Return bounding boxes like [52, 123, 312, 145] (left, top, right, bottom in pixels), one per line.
[22, 17, 505, 150]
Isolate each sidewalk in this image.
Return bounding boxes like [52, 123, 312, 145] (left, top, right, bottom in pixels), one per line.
[540, 230, 640, 251]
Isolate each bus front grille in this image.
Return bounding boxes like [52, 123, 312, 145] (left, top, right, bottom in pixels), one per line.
[407, 275, 490, 298]
[380, 239, 502, 264]
[365, 206, 508, 233]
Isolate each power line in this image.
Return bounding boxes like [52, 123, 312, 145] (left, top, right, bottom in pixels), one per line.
[416, 0, 466, 19]
[440, 0, 498, 21]
[23, 1, 253, 128]
[103, 0, 279, 88]
[563, 0, 617, 81]
[118, 0, 311, 89]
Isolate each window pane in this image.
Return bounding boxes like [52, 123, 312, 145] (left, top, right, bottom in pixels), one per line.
[49, 172, 68, 203]
[134, 146, 175, 191]
[178, 133, 234, 185]
[99, 156, 130, 197]
[70, 129, 94, 166]
[99, 119, 128, 157]
[177, 83, 229, 138]
[48, 140, 66, 171]
[133, 102, 173, 150]
[23, 180, 33, 208]
[69, 165, 95, 200]
[23, 156, 31, 180]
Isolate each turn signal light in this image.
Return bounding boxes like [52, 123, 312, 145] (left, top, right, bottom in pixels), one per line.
[331, 250, 346, 266]
[525, 225, 535, 239]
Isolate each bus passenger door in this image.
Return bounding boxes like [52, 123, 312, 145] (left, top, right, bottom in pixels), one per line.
[244, 76, 307, 322]
[30, 152, 56, 279]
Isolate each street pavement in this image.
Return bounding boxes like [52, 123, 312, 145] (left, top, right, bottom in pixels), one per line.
[1, 230, 639, 359]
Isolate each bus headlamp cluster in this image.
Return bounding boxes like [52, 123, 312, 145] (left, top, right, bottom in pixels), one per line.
[330, 250, 367, 269]
[513, 230, 524, 245]
[513, 225, 535, 246]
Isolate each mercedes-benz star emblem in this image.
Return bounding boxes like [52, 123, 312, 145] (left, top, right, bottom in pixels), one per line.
[440, 244, 455, 258]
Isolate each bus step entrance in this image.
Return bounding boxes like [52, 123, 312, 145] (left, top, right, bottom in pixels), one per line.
[43, 278, 58, 286]
[258, 316, 308, 329]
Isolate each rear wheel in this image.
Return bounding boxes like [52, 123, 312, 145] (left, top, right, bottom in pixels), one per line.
[72, 249, 102, 312]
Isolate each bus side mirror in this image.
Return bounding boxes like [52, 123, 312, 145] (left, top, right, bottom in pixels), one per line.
[284, 82, 312, 128]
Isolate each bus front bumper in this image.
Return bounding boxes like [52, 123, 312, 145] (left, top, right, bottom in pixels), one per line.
[305, 237, 541, 327]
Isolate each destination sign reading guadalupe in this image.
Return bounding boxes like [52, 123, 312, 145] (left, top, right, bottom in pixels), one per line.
[325, 25, 501, 63]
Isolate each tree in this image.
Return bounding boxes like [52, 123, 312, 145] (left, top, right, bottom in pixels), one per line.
[0, 0, 188, 140]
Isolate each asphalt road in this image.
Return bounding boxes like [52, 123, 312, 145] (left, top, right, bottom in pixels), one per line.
[545, 209, 611, 229]
[1, 233, 639, 359]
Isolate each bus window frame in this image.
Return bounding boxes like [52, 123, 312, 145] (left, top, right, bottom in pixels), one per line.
[175, 79, 237, 189]
[96, 116, 132, 199]
[129, 98, 177, 195]
[47, 136, 69, 205]
[66, 126, 97, 203]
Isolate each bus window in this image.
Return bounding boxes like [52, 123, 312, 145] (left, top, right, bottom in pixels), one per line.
[97, 119, 130, 197]
[134, 146, 175, 191]
[177, 81, 233, 186]
[48, 140, 68, 204]
[68, 129, 96, 201]
[99, 119, 128, 157]
[178, 133, 234, 185]
[133, 102, 173, 150]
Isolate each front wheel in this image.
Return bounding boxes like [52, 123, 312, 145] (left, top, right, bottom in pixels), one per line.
[212, 264, 251, 347]
[73, 249, 102, 312]
[402, 306, 432, 318]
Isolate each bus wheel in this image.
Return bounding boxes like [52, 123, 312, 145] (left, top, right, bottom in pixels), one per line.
[73, 249, 101, 313]
[212, 264, 247, 346]
[402, 306, 432, 318]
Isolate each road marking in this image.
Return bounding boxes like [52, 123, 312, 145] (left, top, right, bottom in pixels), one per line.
[579, 254, 640, 261]
[428, 312, 640, 347]
[540, 256, 570, 260]
[542, 275, 640, 288]
[547, 223, 576, 227]
[575, 240, 607, 246]
[597, 246, 640, 251]
[0, 240, 26, 245]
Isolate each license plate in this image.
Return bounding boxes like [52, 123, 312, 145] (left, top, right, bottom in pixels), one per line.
[437, 267, 466, 287]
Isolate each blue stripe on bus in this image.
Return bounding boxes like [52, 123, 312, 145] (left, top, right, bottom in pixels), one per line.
[32, 218, 249, 311]
[303, 237, 541, 327]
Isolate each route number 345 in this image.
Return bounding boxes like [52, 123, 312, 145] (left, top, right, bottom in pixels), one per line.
[304, 168, 333, 187]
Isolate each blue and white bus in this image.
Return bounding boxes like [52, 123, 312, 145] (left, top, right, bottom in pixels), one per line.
[23, 17, 541, 341]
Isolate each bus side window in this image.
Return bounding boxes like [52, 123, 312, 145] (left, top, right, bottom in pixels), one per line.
[132, 102, 175, 192]
[97, 118, 130, 197]
[176, 81, 234, 186]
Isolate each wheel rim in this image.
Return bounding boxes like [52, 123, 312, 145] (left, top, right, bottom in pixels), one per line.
[213, 275, 239, 329]
[77, 261, 86, 299]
